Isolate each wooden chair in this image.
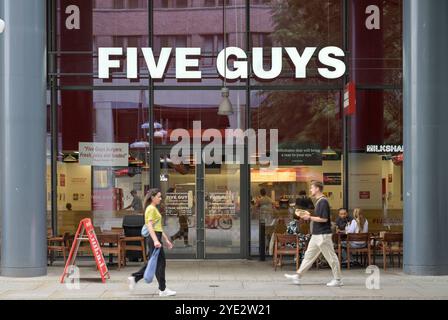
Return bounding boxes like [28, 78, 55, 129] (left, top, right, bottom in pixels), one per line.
[273, 234, 300, 271]
[97, 233, 124, 269]
[120, 236, 147, 265]
[313, 233, 341, 270]
[47, 232, 70, 265]
[332, 232, 341, 261]
[346, 233, 372, 269]
[381, 232, 403, 270]
[336, 232, 345, 268]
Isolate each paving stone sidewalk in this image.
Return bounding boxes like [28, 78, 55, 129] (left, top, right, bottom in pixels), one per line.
[0, 260, 447, 300]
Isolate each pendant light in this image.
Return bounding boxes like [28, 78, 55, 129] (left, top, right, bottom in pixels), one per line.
[218, 1, 233, 116]
[63, 154, 78, 163]
[322, 146, 337, 156]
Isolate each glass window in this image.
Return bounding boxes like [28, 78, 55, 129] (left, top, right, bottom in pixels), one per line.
[153, 89, 247, 145]
[250, 0, 343, 85]
[347, 89, 403, 233]
[113, 0, 125, 9]
[204, 0, 216, 7]
[57, 0, 149, 86]
[154, 0, 246, 86]
[202, 35, 215, 66]
[128, 0, 148, 9]
[176, 0, 189, 8]
[112, 0, 147, 9]
[158, 0, 190, 8]
[250, 90, 343, 256]
[54, 90, 150, 235]
[250, 33, 272, 48]
[49, 1, 404, 259]
[348, 0, 403, 85]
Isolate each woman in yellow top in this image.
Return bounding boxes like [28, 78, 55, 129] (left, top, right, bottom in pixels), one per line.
[128, 189, 176, 296]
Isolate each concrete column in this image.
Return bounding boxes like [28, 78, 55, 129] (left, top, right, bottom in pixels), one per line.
[0, 0, 47, 276]
[403, 0, 448, 275]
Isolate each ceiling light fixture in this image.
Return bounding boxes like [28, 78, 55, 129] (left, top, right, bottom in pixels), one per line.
[217, 1, 233, 116]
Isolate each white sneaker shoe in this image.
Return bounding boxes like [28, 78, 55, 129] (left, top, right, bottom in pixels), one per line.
[326, 279, 343, 287]
[159, 288, 176, 297]
[284, 273, 301, 284]
[128, 276, 136, 291]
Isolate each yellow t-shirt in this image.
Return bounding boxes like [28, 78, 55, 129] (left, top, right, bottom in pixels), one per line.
[145, 205, 163, 232]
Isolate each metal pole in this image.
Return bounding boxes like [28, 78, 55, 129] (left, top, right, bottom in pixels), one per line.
[243, 0, 251, 259]
[148, 0, 155, 188]
[342, 0, 349, 210]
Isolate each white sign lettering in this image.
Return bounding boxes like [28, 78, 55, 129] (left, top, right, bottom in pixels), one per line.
[65, 5, 81, 30]
[98, 46, 346, 80]
[365, 5, 381, 30]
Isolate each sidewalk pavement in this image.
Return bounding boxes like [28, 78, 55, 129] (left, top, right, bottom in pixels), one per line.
[0, 260, 447, 300]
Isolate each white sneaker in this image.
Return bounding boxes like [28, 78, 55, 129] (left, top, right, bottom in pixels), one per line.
[326, 279, 343, 287]
[284, 273, 301, 284]
[127, 276, 136, 291]
[159, 288, 176, 297]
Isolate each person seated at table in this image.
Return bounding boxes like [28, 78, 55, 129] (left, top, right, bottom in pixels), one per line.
[335, 208, 353, 232]
[256, 188, 275, 225]
[124, 190, 143, 212]
[295, 190, 314, 210]
[341, 208, 369, 263]
[287, 219, 311, 259]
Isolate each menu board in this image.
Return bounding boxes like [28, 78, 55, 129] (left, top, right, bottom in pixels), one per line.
[206, 192, 236, 216]
[165, 192, 193, 216]
[323, 172, 342, 185]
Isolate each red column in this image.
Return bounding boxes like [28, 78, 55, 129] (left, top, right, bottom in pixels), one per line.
[349, 0, 384, 151]
[60, 0, 94, 151]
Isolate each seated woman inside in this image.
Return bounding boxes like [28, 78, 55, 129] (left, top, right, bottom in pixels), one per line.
[341, 208, 369, 264]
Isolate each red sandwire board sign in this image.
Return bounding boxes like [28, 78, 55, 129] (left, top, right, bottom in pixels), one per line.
[60, 218, 110, 283]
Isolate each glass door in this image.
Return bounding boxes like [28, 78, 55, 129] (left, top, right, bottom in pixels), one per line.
[204, 160, 241, 257]
[154, 149, 199, 258]
[154, 147, 244, 258]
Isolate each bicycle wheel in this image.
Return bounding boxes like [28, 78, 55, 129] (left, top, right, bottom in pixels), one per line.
[218, 216, 233, 230]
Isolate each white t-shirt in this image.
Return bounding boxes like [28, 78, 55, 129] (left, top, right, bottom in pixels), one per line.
[346, 219, 369, 246]
[346, 219, 368, 234]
